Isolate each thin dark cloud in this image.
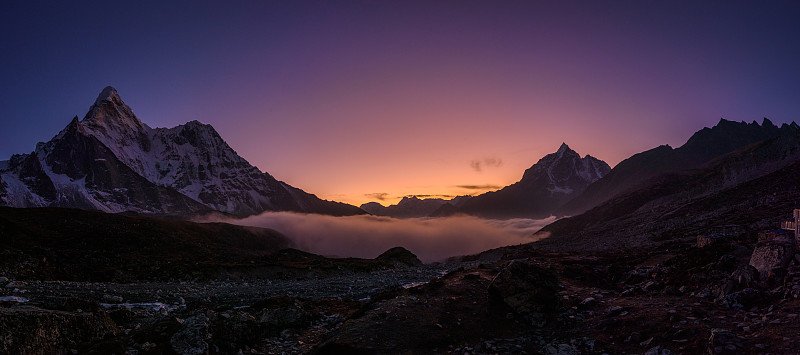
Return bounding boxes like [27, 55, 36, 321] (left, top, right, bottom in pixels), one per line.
[209, 212, 555, 262]
[455, 184, 502, 190]
[470, 157, 503, 172]
[364, 192, 390, 201]
[470, 160, 482, 172]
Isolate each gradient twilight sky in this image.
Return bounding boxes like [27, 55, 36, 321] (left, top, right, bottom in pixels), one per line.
[2, 1, 800, 206]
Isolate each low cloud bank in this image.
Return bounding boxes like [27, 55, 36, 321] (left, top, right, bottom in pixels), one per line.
[213, 213, 555, 263]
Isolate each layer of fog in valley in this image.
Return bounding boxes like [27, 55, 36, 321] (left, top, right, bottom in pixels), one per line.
[215, 212, 555, 263]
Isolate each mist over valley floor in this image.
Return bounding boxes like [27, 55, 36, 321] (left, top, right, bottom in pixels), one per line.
[212, 212, 556, 263]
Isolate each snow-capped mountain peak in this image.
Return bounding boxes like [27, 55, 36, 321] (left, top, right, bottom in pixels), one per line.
[83, 86, 150, 134]
[0, 86, 365, 217]
[523, 143, 609, 187]
[94, 86, 121, 105]
[448, 143, 611, 218]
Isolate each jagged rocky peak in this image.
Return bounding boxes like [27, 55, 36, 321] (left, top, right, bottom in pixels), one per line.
[0, 85, 366, 217]
[95, 86, 121, 105]
[82, 86, 149, 134]
[398, 196, 421, 205]
[680, 117, 796, 159]
[524, 143, 611, 186]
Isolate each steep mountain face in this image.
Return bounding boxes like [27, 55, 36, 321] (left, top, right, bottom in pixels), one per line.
[360, 195, 471, 218]
[557, 118, 797, 216]
[449, 143, 610, 219]
[537, 125, 800, 252]
[0, 117, 208, 214]
[0, 87, 365, 217]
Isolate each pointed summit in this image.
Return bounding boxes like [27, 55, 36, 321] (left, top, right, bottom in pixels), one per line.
[94, 86, 121, 106]
[557, 142, 570, 153]
[82, 86, 149, 133]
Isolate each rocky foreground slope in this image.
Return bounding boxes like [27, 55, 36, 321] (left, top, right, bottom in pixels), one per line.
[2, 207, 800, 354]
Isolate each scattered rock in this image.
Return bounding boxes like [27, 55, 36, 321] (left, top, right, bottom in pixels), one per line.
[254, 298, 314, 335]
[134, 317, 184, 344]
[695, 288, 714, 299]
[488, 260, 559, 315]
[579, 297, 597, 309]
[170, 314, 211, 355]
[622, 287, 644, 297]
[714, 255, 737, 273]
[720, 288, 761, 309]
[707, 328, 742, 354]
[0, 296, 28, 305]
[102, 294, 123, 303]
[605, 306, 624, 317]
[645, 345, 674, 355]
[543, 342, 580, 355]
[5, 280, 25, 288]
[218, 310, 261, 346]
[723, 265, 759, 294]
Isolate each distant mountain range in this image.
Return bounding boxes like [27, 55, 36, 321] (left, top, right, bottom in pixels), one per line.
[419, 118, 800, 223]
[360, 195, 471, 218]
[3, 86, 798, 229]
[0, 87, 365, 217]
[436, 143, 611, 219]
[536, 118, 800, 251]
[556, 118, 799, 217]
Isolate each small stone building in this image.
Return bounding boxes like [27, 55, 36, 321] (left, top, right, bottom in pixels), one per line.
[697, 225, 743, 248]
[780, 208, 800, 247]
[750, 210, 800, 281]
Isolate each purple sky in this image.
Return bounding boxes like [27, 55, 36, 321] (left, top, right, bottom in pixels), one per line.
[2, 1, 800, 205]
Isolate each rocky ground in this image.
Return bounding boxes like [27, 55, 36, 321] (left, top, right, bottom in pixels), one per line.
[2, 230, 800, 354]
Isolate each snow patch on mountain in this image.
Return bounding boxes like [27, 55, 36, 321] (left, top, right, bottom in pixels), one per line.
[548, 186, 574, 195]
[0, 173, 47, 208]
[37, 157, 112, 212]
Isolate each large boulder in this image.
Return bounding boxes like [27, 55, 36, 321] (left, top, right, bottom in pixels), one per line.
[170, 314, 211, 355]
[706, 328, 742, 354]
[376, 247, 423, 266]
[749, 235, 796, 281]
[719, 288, 762, 309]
[253, 297, 315, 336]
[488, 260, 559, 315]
[720, 265, 759, 295]
[0, 307, 117, 354]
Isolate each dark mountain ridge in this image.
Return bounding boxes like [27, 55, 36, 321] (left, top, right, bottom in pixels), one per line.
[557, 118, 797, 216]
[360, 195, 471, 218]
[446, 143, 611, 219]
[537, 124, 800, 251]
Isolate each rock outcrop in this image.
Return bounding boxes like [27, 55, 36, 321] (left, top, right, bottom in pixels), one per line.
[488, 260, 559, 315]
[749, 235, 796, 281]
[0, 307, 117, 354]
[376, 246, 423, 266]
